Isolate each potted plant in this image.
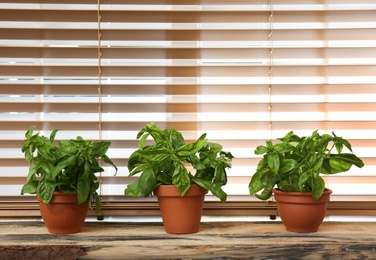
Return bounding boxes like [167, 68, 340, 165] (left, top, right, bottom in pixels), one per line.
[20, 126, 118, 234]
[124, 123, 234, 234]
[248, 130, 364, 232]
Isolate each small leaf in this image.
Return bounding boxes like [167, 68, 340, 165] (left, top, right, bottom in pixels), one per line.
[26, 163, 38, 182]
[255, 188, 273, 200]
[298, 172, 311, 192]
[340, 139, 353, 153]
[255, 145, 268, 155]
[20, 180, 38, 195]
[138, 133, 149, 149]
[91, 142, 111, 157]
[49, 129, 60, 143]
[101, 154, 118, 173]
[25, 125, 35, 139]
[267, 153, 280, 174]
[93, 192, 101, 214]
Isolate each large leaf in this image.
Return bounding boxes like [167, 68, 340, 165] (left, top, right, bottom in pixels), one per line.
[279, 158, 298, 173]
[40, 160, 54, 177]
[213, 164, 227, 186]
[273, 142, 295, 153]
[278, 182, 299, 192]
[321, 154, 364, 174]
[311, 175, 326, 200]
[26, 163, 38, 182]
[332, 154, 364, 168]
[77, 179, 90, 204]
[127, 150, 143, 173]
[91, 141, 111, 157]
[165, 128, 185, 149]
[38, 145, 54, 160]
[210, 185, 227, 202]
[59, 140, 78, 154]
[248, 168, 270, 196]
[37, 181, 56, 205]
[139, 167, 158, 196]
[80, 160, 92, 181]
[124, 179, 144, 197]
[124, 167, 157, 197]
[51, 155, 76, 178]
[176, 135, 207, 157]
[172, 163, 191, 196]
[310, 154, 324, 173]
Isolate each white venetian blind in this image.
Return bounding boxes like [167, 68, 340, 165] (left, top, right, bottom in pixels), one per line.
[0, 0, 375, 217]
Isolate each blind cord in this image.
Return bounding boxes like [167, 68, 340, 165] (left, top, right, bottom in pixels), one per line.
[268, 0, 274, 142]
[97, 0, 104, 220]
[267, 0, 278, 219]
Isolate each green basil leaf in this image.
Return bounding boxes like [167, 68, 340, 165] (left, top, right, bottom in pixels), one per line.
[20, 180, 38, 195]
[59, 140, 78, 154]
[91, 142, 111, 157]
[267, 153, 280, 174]
[37, 181, 56, 205]
[255, 188, 273, 200]
[172, 163, 190, 196]
[248, 169, 268, 195]
[52, 155, 76, 178]
[77, 179, 90, 204]
[312, 176, 325, 200]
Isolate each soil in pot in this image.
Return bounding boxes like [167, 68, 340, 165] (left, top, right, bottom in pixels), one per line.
[273, 188, 332, 233]
[37, 192, 88, 234]
[153, 184, 208, 234]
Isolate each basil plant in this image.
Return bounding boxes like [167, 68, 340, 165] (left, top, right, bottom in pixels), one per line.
[124, 123, 234, 202]
[21, 126, 118, 213]
[249, 130, 364, 200]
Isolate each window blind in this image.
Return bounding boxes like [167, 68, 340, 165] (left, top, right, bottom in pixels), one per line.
[0, 0, 375, 218]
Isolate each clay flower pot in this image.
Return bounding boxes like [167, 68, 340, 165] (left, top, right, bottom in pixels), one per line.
[273, 188, 333, 233]
[154, 184, 208, 234]
[37, 191, 89, 234]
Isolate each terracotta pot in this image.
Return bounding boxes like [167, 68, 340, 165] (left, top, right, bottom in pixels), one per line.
[273, 188, 332, 233]
[37, 191, 88, 234]
[154, 184, 208, 234]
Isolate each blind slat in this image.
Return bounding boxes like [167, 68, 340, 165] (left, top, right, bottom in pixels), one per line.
[0, 1, 375, 217]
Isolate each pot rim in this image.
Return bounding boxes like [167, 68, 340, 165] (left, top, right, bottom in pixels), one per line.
[272, 188, 333, 196]
[153, 184, 208, 197]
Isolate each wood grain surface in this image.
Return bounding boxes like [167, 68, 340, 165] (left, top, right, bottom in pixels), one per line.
[0, 221, 375, 259]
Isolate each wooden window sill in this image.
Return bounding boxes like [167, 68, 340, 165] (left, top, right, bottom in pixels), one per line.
[0, 221, 375, 259]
